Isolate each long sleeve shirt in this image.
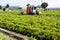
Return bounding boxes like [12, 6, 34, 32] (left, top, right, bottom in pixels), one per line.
[26, 7, 30, 14]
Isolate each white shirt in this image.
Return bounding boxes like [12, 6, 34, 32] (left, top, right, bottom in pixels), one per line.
[33, 10, 36, 13]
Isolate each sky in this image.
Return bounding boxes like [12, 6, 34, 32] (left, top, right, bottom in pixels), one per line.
[0, 0, 60, 8]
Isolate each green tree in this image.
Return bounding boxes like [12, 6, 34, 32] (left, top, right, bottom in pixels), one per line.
[0, 5, 2, 9]
[41, 2, 48, 11]
[6, 4, 9, 8]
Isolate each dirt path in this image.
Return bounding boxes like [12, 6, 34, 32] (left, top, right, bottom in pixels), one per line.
[0, 31, 17, 40]
[0, 28, 29, 40]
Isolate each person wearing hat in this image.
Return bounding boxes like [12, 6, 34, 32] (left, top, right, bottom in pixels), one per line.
[26, 4, 31, 15]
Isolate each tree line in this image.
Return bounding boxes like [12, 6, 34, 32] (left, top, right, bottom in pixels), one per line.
[0, 2, 48, 11]
[0, 4, 9, 9]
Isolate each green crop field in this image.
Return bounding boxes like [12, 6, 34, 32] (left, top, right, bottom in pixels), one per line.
[0, 10, 60, 40]
[0, 32, 15, 40]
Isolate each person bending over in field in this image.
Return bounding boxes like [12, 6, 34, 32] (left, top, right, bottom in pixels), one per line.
[36, 8, 40, 15]
[33, 7, 39, 15]
[3, 8, 6, 11]
[26, 4, 31, 15]
[33, 7, 36, 15]
[20, 8, 24, 15]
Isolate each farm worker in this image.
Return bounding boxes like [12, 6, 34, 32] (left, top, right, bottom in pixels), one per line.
[20, 8, 24, 15]
[33, 7, 36, 15]
[30, 5, 34, 15]
[36, 8, 40, 15]
[5, 8, 9, 11]
[26, 4, 31, 14]
[3, 8, 6, 11]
